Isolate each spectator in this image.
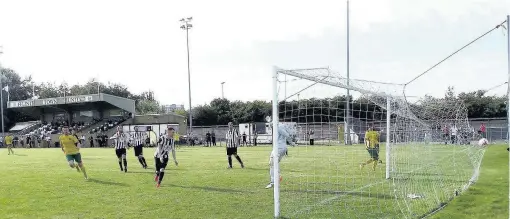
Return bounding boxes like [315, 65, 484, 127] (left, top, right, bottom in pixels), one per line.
[101, 134, 107, 147]
[80, 134, 86, 146]
[451, 125, 458, 144]
[13, 136, 18, 148]
[211, 132, 216, 146]
[45, 135, 51, 148]
[206, 131, 211, 147]
[253, 132, 258, 146]
[89, 136, 94, 148]
[242, 132, 247, 146]
[309, 129, 315, 145]
[479, 123, 486, 138]
[26, 135, 32, 148]
[442, 125, 449, 145]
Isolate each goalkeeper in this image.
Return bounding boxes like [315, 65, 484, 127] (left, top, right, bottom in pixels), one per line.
[265, 122, 295, 189]
[361, 127, 380, 171]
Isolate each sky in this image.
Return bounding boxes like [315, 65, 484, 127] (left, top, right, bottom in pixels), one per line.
[0, 0, 509, 108]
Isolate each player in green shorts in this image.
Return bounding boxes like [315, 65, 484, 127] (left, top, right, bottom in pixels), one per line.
[360, 127, 380, 171]
[60, 126, 88, 179]
[5, 134, 14, 155]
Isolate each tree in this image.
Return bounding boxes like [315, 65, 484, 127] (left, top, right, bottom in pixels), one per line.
[174, 109, 188, 117]
[192, 105, 218, 126]
[38, 82, 60, 98]
[136, 99, 163, 115]
[458, 90, 506, 118]
[230, 100, 248, 124]
[101, 82, 131, 98]
[210, 98, 232, 124]
[247, 100, 271, 122]
[0, 68, 38, 129]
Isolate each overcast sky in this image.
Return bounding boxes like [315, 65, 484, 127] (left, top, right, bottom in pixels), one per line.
[0, 0, 509, 107]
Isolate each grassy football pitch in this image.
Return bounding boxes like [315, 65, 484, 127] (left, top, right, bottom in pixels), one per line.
[0, 144, 507, 219]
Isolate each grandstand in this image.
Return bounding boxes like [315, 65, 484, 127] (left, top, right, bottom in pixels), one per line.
[7, 93, 135, 147]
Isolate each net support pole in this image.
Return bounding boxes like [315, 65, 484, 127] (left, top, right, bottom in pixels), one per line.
[506, 15, 510, 210]
[385, 97, 391, 179]
[272, 66, 281, 218]
[345, 0, 352, 145]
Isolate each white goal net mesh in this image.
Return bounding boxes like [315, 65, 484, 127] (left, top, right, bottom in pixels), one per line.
[273, 67, 486, 218]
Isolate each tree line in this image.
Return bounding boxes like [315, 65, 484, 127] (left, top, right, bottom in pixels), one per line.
[189, 87, 507, 126]
[1, 67, 506, 128]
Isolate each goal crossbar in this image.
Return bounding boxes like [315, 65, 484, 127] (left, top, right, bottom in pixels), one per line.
[277, 68, 394, 99]
[277, 67, 429, 127]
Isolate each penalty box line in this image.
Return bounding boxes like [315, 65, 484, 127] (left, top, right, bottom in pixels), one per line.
[289, 150, 471, 217]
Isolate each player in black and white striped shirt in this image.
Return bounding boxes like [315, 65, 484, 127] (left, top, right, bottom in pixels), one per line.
[132, 127, 148, 169]
[110, 130, 130, 172]
[226, 122, 244, 169]
[154, 127, 178, 188]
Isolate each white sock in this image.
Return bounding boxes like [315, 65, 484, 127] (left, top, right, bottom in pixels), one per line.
[270, 165, 274, 183]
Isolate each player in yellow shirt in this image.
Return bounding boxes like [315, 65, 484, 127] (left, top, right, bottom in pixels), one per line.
[59, 126, 88, 179]
[360, 127, 380, 171]
[174, 132, 180, 147]
[5, 134, 14, 155]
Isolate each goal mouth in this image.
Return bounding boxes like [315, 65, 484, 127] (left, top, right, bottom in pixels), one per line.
[272, 67, 486, 218]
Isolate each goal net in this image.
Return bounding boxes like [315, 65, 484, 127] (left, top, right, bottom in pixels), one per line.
[271, 67, 486, 218]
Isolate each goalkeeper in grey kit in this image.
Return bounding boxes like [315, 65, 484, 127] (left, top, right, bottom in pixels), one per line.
[266, 122, 295, 189]
[154, 127, 178, 188]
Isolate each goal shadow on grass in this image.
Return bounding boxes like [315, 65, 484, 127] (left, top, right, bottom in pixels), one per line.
[169, 184, 255, 194]
[87, 178, 129, 187]
[281, 189, 394, 200]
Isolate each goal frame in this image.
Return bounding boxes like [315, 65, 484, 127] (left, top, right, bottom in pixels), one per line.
[271, 66, 393, 218]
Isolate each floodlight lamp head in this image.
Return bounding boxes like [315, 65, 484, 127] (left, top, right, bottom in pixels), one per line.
[187, 17, 192, 21]
[187, 23, 193, 28]
[180, 25, 186, 29]
[179, 18, 185, 22]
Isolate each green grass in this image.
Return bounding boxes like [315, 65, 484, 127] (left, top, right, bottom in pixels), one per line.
[0, 144, 507, 219]
[431, 144, 509, 219]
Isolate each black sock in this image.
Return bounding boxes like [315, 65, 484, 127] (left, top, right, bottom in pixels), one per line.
[158, 171, 165, 184]
[118, 161, 123, 170]
[138, 158, 144, 166]
[123, 159, 128, 170]
[141, 157, 147, 166]
[228, 156, 232, 167]
[235, 155, 243, 165]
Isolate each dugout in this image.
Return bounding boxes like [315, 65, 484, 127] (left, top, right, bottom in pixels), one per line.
[7, 93, 135, 130]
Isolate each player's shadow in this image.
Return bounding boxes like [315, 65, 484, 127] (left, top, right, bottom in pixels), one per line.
[169, 184, 254, 194]
[127, 171, 153, 175]
[13, 154, 27, 156]
[243, 167, 266, 171]
[87, 178, 129, 187]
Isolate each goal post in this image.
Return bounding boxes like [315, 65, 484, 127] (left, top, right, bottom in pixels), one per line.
[271, 66, 281, 218]
[271, 66, 485, 218]
[385, 97, 391, 180]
